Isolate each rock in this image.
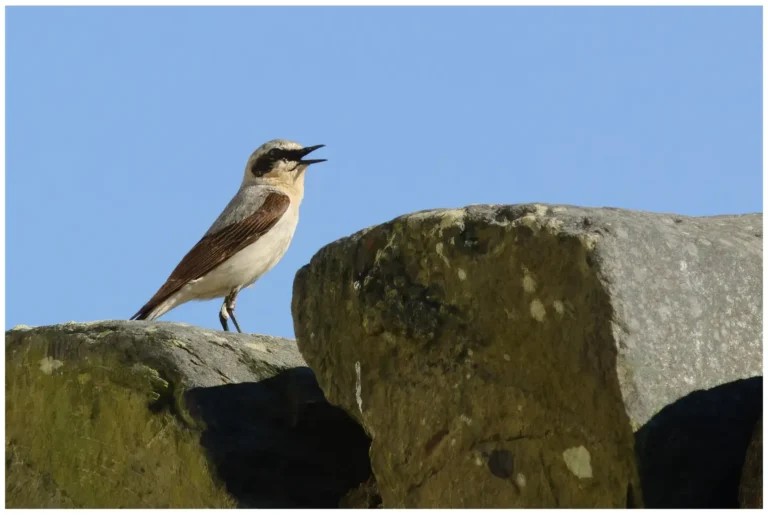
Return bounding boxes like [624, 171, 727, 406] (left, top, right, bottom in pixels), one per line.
[292, 203, 762, 508]
[339, 475, 382, 508]
[5, 321, 371, 508]
[739, 418, 763, 508]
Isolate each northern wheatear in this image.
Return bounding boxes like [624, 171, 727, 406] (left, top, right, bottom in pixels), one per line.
[131, 139, 325, 332]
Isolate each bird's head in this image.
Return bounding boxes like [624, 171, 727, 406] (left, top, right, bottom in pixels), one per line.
[242, 139, 326, 194]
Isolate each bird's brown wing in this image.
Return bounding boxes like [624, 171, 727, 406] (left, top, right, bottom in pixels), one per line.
[131, 191, 291, 320]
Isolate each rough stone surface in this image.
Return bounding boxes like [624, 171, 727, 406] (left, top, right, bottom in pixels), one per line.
[292, 203, 762, 508]
[339, 476, 382, 508]
[6, 320, 371, 508]
[739, 417, 763, 508]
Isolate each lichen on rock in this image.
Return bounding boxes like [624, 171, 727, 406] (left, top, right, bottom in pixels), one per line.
[6, 321, 372, 508]
[292, 203, 762, 508]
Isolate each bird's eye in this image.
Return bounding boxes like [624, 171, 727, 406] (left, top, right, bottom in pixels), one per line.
[268, 148, 280, 157]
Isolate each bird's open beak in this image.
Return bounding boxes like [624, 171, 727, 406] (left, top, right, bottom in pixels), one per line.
[294, 144, 326, 165]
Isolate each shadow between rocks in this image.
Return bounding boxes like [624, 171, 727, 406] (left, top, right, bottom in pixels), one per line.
[183, 367, 372, 508]
[635, 376, 762, 508]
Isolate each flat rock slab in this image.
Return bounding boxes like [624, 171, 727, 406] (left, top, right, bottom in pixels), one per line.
[292, 203, 762, 508]
[5, 320, 371, 508]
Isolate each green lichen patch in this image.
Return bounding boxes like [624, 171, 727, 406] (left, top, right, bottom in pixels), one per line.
[5, 334, 234, 508]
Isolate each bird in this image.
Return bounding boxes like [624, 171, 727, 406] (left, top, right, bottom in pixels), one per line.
[130, 139, 326, 332]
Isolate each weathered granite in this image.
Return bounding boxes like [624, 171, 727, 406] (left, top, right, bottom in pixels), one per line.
[339, 476, 382, 508]
[292, 203, 762, 508]
[5, 320, 371, 508]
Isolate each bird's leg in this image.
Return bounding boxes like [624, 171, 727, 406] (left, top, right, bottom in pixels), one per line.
[219, 300, 230, 332]
[225, 290, 243, 334]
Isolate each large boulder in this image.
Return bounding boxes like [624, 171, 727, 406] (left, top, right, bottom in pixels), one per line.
[5, 321, 372, 508]
[292, 203, 762, 508]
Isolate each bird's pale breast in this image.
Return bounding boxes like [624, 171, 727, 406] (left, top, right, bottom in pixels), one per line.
[183, 204, 300, 300]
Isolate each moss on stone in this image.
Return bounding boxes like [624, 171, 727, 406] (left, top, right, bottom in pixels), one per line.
[293, 204, 642, 508]
[5, 333, 234, 508]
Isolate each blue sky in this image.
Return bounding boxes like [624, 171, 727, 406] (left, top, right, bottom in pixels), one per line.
[6, 7, 762, 337]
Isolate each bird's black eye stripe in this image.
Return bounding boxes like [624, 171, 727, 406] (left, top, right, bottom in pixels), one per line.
[251, 155, 273, 176]
[251, 148, 288, 176]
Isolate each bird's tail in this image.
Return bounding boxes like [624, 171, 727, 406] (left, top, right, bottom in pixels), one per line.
[130, 299, 170, 322]
[130, 304, 155, 321]
[131, 284, 181, 322]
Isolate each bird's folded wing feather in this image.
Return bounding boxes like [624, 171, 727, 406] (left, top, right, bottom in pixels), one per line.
[131, 191, 291, 320]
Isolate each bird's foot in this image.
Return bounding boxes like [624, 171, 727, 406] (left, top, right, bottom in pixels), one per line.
[219, 302, 230, 332]
[226, 304, 242, 334]
[224, 291, 243, 333]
